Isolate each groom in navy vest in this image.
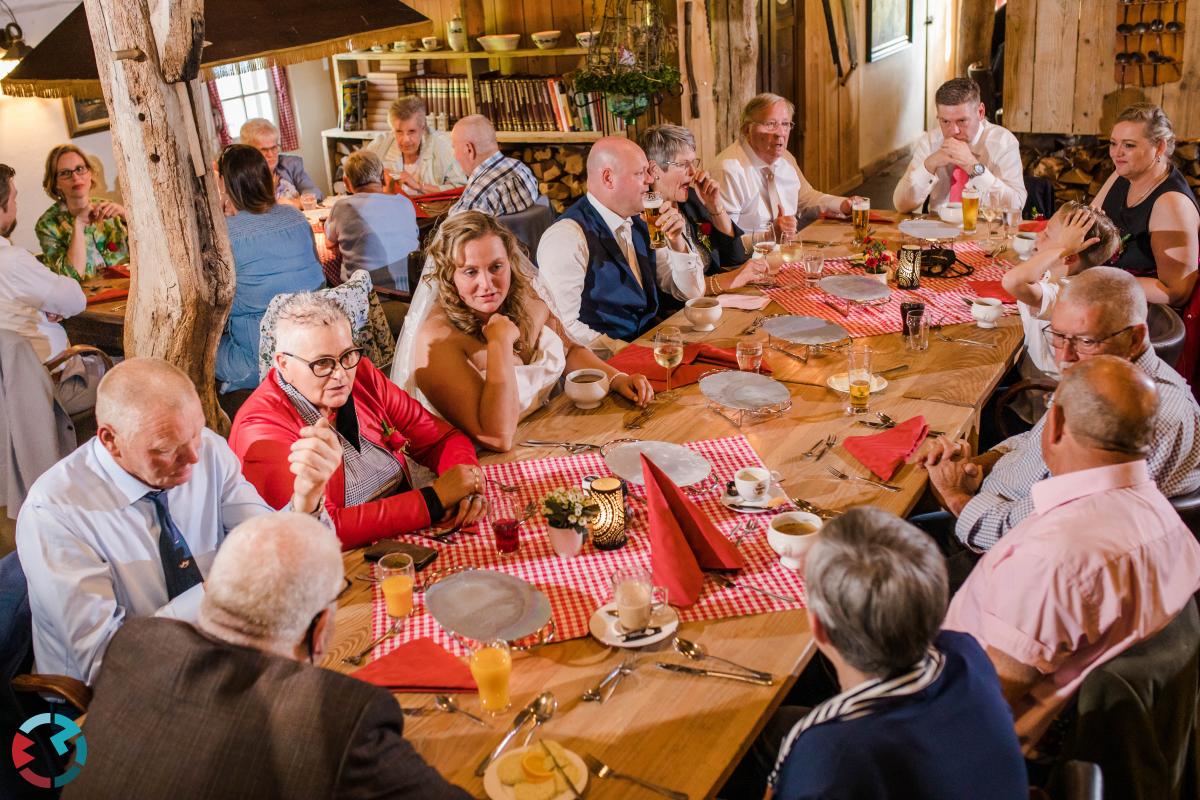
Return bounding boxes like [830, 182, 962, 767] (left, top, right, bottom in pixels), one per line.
[537, 137, 705, 344]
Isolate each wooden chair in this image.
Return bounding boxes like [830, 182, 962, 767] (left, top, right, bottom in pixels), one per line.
[497, 196, 555, 261]
[1149, 303, 1187, 370]
[45, 344, 113, 443]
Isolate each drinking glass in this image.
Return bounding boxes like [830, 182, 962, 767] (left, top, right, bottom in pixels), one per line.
[801, 254, 824, 287]
[610, 566, 668, 634]
[736, 338, 763, 373]
[851, 197, 871, 244]
[1000, 206, 1020, 250]
[846, 343, 872, 415]
[469, 639, 512, 716]
[653, 326, 684, 391]
[905, 310, 929, 352]
[643, 192, 666, 249]
[378, 553, 415, 631]
[752, 223, 776, 261]
[490, 496, 520, 555]
[960, 188, 980, 235]
[779, 232, 804, 265]
[301, 192, 318, 211]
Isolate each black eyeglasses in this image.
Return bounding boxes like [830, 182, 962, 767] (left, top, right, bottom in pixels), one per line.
[56, 165, 91, 181]
[665, 158, 701, 170]
[282, 347, 364, 377]
[1042, 325, 1134, 354]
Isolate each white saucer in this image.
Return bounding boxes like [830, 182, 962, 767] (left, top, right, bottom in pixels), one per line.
[898, 218, 962, 240]
[588, 601, 679, 648]
[720, 484, 787, 513]
[483, 743, 589, 800]
[826, 373, 889, 394]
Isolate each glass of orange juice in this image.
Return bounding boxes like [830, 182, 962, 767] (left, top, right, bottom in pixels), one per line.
[469, 639, 512, 716]
[378, 553, 415, 631]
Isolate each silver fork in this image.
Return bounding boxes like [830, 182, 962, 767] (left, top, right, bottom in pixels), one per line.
[814, 434, 837, 462]
[800, 437, 825, 459]
[933, 331, 997, 348]
[732, 519, 757, 547]
[825, 465, 901, 492]
[870, 412, 945, 437]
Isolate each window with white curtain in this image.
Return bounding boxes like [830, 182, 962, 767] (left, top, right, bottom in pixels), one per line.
[214, 69, 277, 138]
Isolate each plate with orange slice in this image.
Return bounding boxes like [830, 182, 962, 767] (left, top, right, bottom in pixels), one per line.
[484, 741, 588, 800]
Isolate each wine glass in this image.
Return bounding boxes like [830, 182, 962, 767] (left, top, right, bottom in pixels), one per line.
[752, 223, 776, 259]
[378, 552, 415, 633]
[982, 188, 1004, 256]
[653, 326, 684, 391]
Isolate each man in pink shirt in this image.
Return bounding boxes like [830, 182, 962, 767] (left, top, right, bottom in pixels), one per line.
[944, 355, 1200, 751]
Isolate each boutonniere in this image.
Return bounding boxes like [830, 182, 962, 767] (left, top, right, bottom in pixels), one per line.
[698, 222, 713, 236]
[695, 222, 713, 253]
[380, 421, 407, 452]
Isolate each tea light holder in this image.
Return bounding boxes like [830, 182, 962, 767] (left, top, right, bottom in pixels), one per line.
[588, 477, 627, 550]
[896, 245, 922, 289]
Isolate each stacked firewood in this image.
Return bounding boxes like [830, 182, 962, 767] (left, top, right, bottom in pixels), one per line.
[1018, 134, 1200, 209]
[505, 145, 590, 212]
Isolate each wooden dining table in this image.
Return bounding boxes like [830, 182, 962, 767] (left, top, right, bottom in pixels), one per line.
[324, 215, 1025, 799]
[64, 276, 129, 355]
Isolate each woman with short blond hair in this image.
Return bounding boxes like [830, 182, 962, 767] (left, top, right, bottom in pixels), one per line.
[363, 95, 466, 194]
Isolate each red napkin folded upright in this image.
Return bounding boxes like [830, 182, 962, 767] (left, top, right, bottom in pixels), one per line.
[351, 637, 477, 693]
[607, 343, 771, 392]
[968, 280, 1017, 304]
[841, 415, 930, 481]
[85, 288, 129, 305]
[1018, 220, 1048, 233]
[641, 454, 744, 607]
[819, 210, 893, 224]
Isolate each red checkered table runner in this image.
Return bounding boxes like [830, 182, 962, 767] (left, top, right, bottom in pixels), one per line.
[765, 241, 1011, 337]
[370, 435, 807, 657]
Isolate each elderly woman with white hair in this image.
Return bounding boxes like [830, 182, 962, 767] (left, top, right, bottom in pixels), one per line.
[363, 96, 467, 195]
[324, 149, 420, 290]
[229, 293, 485, 548]
[240, 117, 323, 205]
[712, 92, 855, 244]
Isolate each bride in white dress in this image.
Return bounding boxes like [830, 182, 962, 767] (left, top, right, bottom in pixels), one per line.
[391, 211, 653, 452]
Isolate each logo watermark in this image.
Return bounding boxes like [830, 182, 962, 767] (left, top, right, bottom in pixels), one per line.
[11, 712, 87, 788]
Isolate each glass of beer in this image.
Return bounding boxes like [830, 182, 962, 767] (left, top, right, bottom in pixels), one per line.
[852, 197, 871, 244]
[654, 325, 684, 391]
[961, 187, 980, 234]
[378, 552, 415, 632]
[469, 639, 512, 716]
[643, 192, 666, 249]
[846, 343, 872, 415]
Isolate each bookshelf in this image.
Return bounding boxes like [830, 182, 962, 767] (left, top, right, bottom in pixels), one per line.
[321, 47, 621, 189]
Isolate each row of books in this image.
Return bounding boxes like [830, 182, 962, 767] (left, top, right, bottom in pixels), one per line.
[399, 76, 473, 126]
[475, 76, 626, 134]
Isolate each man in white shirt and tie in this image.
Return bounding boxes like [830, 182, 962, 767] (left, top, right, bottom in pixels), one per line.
[537, 136, 704, 344]
[16, 358, 343, 683]
[712, 93, 854, 246]
[892, 77, 1026, 214]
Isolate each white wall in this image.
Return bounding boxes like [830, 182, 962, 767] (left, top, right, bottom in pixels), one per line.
[857, 0, 932, 170]
[287, 58, 338, 197]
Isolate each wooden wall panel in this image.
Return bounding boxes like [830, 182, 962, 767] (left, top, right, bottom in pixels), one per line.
[799, 0, 860, 194]
[1003, 0, 1034, 132]
[1029, 0, 1078, 132]
[1071, 0, 1116, 132]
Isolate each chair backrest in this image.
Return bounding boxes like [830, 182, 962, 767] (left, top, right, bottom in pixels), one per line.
[1148, 303, 1187, 368]
[1059, 597, 1200, 800]
[498, 196, 555, 261]
[257, 269, 397, 379]
[0, 551, 31, 687]
[1169, 486, 1200, 539]
[1024, 175, 1056, 220]
[1064, 761, 1104, 800]
[967, 60, 999, 121]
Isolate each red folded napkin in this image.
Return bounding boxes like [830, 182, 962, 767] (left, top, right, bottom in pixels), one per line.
[607, 343, 771, 392]
[85, 288, 129, 305]
[1018, 220, 1048, 233]
[351, 637, 477, 693]
[968, 280, 1016, 304]
[820, 210, 893, 224]
[842, 416, 930, 481]
[641, 454, 743, 607]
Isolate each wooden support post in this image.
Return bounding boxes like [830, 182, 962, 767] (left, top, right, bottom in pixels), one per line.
[82, 0, 235, 432]
[707, 0, 760, 153]
[955, 0, 994, 78]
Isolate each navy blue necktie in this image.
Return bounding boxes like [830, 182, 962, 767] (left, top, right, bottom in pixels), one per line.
[145, 490, 203, 600]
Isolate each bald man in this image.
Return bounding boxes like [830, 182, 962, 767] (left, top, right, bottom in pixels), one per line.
[448, 114, 539, 216]
[15, 358, 342, 683]
[944, 356, 1200, 750]
[65, 513, 470, 799]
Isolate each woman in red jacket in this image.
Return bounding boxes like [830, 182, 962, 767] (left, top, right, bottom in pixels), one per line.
[229, 293, 484, 549]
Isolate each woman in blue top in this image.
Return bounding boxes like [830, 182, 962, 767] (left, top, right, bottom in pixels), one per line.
[215, 144, 325, 393]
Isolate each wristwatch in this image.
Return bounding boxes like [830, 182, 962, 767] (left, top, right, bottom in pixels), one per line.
[970, 162, 985, 178]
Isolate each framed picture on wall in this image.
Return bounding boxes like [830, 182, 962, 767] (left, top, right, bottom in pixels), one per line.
[63, 97, 110, 138]
[867, 0, 913, 62]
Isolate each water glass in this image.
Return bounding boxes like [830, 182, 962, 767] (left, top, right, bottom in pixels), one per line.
[801, 254, 824, 286]
[905, 311, 929, 352]
[301, 192, 318, 211]
[469, 639, 512, 716]
[846, 344, 871, 415]
[736, 339, 763, 373]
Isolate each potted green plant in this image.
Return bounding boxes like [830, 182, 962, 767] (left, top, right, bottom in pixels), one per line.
[541, 487, 600, 557]
[571, 64, 681, 124]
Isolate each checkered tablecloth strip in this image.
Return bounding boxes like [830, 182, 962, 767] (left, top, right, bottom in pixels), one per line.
[766, 241, 1012, 337]
[370, 435, 808, 657]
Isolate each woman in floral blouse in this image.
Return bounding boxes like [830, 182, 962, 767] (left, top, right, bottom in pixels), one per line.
[35, 144, 129, 281]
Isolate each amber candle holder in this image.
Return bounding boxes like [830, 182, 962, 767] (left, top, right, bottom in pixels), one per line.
[896, 244, 922, 289]
[588, 477, 627, 550]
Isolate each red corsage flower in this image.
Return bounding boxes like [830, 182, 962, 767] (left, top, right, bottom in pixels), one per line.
[699, 222, 713, 236]
[380, 421, 406, 451]
[106, 240, 120, 252]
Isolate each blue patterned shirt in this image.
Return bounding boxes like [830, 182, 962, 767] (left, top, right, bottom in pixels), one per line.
[450, 151, 540, 217]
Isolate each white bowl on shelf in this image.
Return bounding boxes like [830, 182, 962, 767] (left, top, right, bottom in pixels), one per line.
[531, 30, 562, 49]
[477, 34, 521, 52]
[576, 30, 600, 47]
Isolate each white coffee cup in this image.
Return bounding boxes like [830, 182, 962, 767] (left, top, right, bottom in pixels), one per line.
[564, 368, 609, 409]
[971, 297, 1004, 328]
[684, 297, 723, 331]
[767, 511, 822, 570]
[734, 466, 781, 502]
[421, 36, 440, 50]
[611, 566, 669, 633]
[1012, 232, 1037, 261]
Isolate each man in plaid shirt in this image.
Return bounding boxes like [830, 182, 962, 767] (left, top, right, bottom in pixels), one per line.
[920, 267, 1200, 553]
[449, 115, 540, 217]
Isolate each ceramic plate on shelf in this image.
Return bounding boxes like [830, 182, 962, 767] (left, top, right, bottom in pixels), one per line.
[484, 743, 589, 800]
[898, 218, 962, 241]
[826, 373, 889, 394]
[603, 440, 711, 487]
[760, 315, 849, 346]
[425, 570, 551, 642]
[698, 370, 791, 412]
[819, 275, 892, 304]
[588, 602, 680, 648]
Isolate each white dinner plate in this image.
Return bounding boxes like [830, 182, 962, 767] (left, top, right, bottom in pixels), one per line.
[603, 441, 712, 487]
[587, 601, 680, 648]
[818, 274, 892, 304]
[826, 373, 889, 394]
[760, 315, 849, 346]
[698, 370, 791, 411]
[898, 218, 962, 241]
[483, 743, 589, 800]
[720, 484, 788, 514]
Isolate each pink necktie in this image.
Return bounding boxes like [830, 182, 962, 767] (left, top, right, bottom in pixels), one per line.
[949, 166, 969, 203]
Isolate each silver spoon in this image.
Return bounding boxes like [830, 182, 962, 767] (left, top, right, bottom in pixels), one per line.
[341, 622, 399, 666]
[673, 637, 773, 681]
[522, 691, 557, 746]
[434, 694, 488, 727]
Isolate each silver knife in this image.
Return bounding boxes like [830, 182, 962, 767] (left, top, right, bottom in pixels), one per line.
[475, 704, 534, 776]
[655, 662, 775, 686]
[541, 740, 583, 799]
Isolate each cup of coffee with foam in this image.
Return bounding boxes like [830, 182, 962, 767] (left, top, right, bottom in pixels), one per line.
[564, 368, 609, 409]
[610, 566, 668, 633]
[767, 511, 822, 570]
